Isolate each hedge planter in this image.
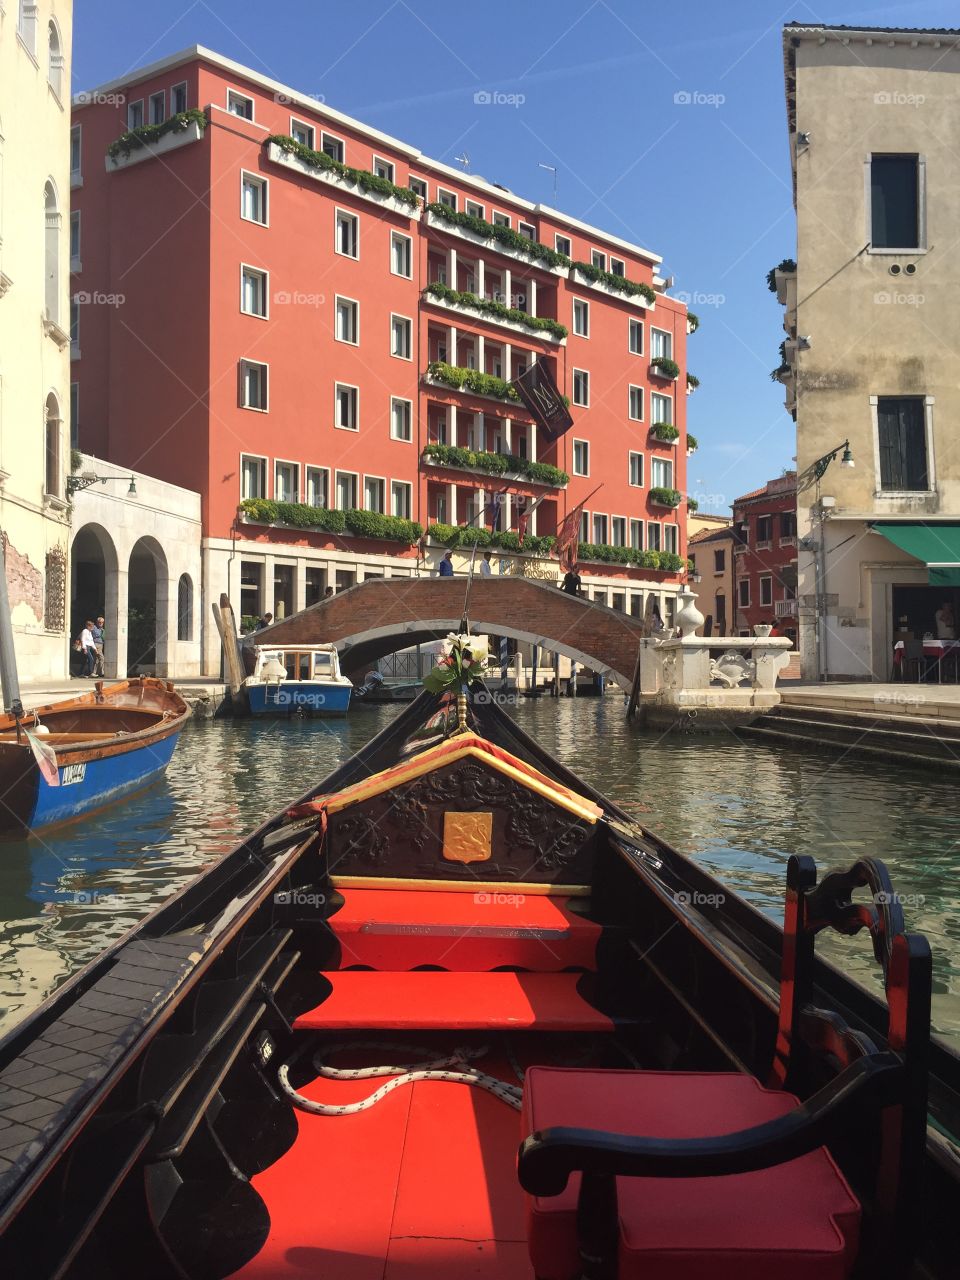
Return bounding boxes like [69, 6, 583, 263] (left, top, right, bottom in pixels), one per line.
[424, 204, 568, 274]
[239, 499, 422, 544]
[649, 487, 682, 509]
[422, 443, 568, 488]
[687, 434, 699, 454]
[422, 283, 567, 342]
[107, 110, 207, 170]
[424, 360, 521, 406]
[266, 136, 421, 218]
[650, 423, 680, 444]
[427, 524, 556, 557]
[568, 262, 656, 308]
[649, 357, 680, 381]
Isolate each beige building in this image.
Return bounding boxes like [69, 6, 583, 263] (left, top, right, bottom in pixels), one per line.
[781, 23, 960, 681]
[0, 1, 74, 679]
[687, 514, 733, 636]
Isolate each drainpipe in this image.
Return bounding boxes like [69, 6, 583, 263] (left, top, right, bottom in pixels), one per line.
[0, 539, 24, 718]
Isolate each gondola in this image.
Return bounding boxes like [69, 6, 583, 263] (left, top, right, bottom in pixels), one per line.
[0, 673, 956, 1280]
[0, 678, 189, 833]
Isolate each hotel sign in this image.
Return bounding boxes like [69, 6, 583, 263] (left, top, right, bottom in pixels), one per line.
[512, 362, 574, 441]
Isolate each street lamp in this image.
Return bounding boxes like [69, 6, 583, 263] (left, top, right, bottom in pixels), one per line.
[796, 439, 854, 494]
[66, 472, 137, 498]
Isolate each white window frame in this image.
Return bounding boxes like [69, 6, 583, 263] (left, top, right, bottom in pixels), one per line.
[438, 188, 458, 211]
[127, 99, 144, 129]
[572, 368, 590, 407]
[372, 155, 395, 182]
[240, 453, 267, 499]
[70, 124, 82, 183]
[69, 210, 81, 271]
[865, 153, 927, 254]
[592, 512, 608, 544]
[628, 385, 644, 422]
[591, 248, 607, 271]
[148, 90, 165, 125]
[572, 298, 589, 338]
[647, 521, 662, 552]
[650, 326, 673, 361]
[630, 518, 644, 550]
[391, 479, 413, 520]
[390, 313, 413, 361]
[492, 211, 510, 228]
[628, 451, 644, 487]
[240, 264, 269, 319]
[555, 233, 572, 257]
[335, 469, 359, 510]
[663, 523, 679, 555]
[628, 317, 643, 355]
[572, 438, 590, 477]
[465, 199, 484, 218]
[334, 383, 359, 432]
[226, 88, 254, 120]
[738, 578, 751, 608]
[274, 459, 300, 504]
[335, 295, 360, 346]
[610, 256, 626, 277]
[611, 515, 627, 547]
[408, 175, 428, 200]
[391, 396, 413, 442]
[390, 231, 413, 279]
[239, 360, 268, 412]
[363, 474, 387, 513]
[759, 574, 773, 607]
[171, 81, 188, 114]
[651, 392, 673, 425]
[518, 221, 535, 240]
[305, 465, 329, 508]
[240, 170, 268, 226]
[290, 116, 315, 148]
[321, 131, 345, 163]
[869, 394, 937, 497]
[335, 207, 359, 260]
[651, 456, 674, 489]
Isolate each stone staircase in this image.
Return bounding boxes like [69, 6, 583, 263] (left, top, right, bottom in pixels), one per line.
[742, 699, 960, 766]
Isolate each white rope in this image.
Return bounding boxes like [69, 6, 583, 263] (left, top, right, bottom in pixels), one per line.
[277, 1041, 523, 1115]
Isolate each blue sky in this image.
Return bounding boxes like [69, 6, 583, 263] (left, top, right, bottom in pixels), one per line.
[72, 0, 958, 512]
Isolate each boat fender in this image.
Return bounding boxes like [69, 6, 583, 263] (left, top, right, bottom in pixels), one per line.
[34, 724, 50, 737]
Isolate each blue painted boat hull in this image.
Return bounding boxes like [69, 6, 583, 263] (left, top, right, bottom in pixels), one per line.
[247, 682, 352, 716]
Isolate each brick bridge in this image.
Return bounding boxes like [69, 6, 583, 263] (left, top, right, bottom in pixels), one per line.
[256, 577, 646, 690]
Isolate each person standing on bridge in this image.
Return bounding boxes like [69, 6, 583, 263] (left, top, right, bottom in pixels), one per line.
[480, 552, 493, 577]
[438, 552, 455, 577]
[561, 564, 582, 596]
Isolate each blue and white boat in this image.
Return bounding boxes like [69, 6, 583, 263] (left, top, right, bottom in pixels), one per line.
[244, 643, 353, 716]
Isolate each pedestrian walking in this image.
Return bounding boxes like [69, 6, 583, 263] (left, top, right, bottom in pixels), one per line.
[92, 616, 106, 677]
[79, 620, 97, 677]
[438, 552, 455, 577]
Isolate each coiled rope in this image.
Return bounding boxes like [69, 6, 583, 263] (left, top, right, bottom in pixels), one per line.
[277, 1040, 524, 1115]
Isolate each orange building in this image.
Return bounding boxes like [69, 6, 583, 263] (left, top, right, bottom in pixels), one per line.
[70, 47, 694, 673]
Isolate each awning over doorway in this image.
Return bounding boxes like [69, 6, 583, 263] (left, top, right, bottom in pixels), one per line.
[871, 522, 960, 587]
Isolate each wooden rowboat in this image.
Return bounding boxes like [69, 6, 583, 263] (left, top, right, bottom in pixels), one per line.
[0, 683, 955, 1278]
[0, 678, 189, 833]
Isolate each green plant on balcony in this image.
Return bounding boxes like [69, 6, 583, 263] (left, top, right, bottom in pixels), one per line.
[649, 486, 681, 508]
[425, 360, 520, 403]
[239, 498, 422, 543]
[570, 261, 656, 305]
[423, 442, 568, 487]
[687, 497, 700, 513]
[423, 282, 568, 339]
[771, 339, 791, 382]
[107, 108, 208, 160]
[686, 372, 700, 390]
[426, 522, 556, 556]
[687, 311, 700, 333]
[425, 202, 569, 269]
[649, 356, 680, 380]
[686, 434, 699, 452]
[766, 257, 796, 293]
[266, 134, 421, 208]
[650, 422, 680, 443]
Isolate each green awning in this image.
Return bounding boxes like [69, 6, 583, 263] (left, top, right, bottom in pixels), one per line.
[872, 522, 960, 587]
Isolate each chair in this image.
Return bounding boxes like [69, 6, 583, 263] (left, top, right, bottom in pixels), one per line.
[518, 855, 931, 1280]
[895, 637, 927, 682]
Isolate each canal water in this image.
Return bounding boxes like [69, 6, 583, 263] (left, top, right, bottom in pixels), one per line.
[1, 698, 958, 1043]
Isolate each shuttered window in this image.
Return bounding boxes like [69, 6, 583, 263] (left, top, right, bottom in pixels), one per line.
[870, 155, 920, 249]
[877, 397, 927, 491]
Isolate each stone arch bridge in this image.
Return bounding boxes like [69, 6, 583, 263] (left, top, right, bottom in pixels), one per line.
[255, 578, 646, 690]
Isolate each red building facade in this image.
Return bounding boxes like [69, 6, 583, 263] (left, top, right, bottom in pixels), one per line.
[732, 473, 798, 645]
[70, 47, 693, 673]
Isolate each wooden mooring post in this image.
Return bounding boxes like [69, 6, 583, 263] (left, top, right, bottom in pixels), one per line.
[212, 593, 247, 711]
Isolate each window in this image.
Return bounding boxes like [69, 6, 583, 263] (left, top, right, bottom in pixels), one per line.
[391, 397, 412, 442]
[628, 386, 643, 421]
[335, 296, 359, 344]
[780, 512, 797, 539]
[391, 231, 412, 278]
[364, 476, 385, 512]
[714, 549, 725, 572]
[465, 199, 484, 218]
[391, 314, 412, 359]
[519, 221, 535, 240]
[716, 593, 726, 629]
[373, 156, 395, 182]
[240, 360, 268, 410]
[573, 439, 589, 476]
[629, 452, 644, 487]
[610, 257, 625, 277]
[70, 125, 82, 181]
[593, 514, 608, 544]
[291, 118, 315, 148]
[572, 369, 589, 407]
[647, 523, 661, 551]
[322, 132, 344, 163]
[48, 21, 64, 98]
[611, 517, 626, 547]
[591, 249, 607, 270]
[756, 515, 772, 547]
[127, 100, 144, 129]
[335, 385, 358, 431]
[70, 297, 79, 354]
[877, 397, 929, 491]
[555, 234, 572, 257]
[870, 154, 921, 249]
[18, 1, 38, 53]
[651, 457, 673, 488]
[44, 180, 60, 324]
[70, 211, 81, 268]
[336, 471, 358, 509]
[70, 383, 79, 447]
[241, 172, 268, 224]
[241, 266, 268, 317]
[628, 318, 643, 355]
[241, 454, 267, 498]
[44, 394, 61, 496]
[391, 480, 412, 519]
[227, 90, 254, 120]
[630, 519, 643, 550]
[579, 511, 590, 542]
[149, 91, 165, 125]
[759, 575, 773, 607]
[177, 575, 193, 641]
[651, 392, 672, 425]
[651, 328, 673, 360]
[738, 578, 750, 608]
[663, 525, 678, 554]
[171, 82, 187, 114]
[409, 175, 427, 200]
[275, 461, 299, 503]
[492, 211, 510, 228]
[335, 209, 359, 258]
[306, 466, 328, 507]
[438, 188, 457, 211]
[572, 298, 589, 337]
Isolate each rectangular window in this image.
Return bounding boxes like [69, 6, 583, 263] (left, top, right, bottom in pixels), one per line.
[335, 384, 358, 431]
[241, 266, 268, 318]
[663, 524, 678, 554]
[336, 471, 358, 510]
[391, 397, 413, 441]
[322, 132, 344, 163]
[611, 517, 626, 547]
[70, 211, 81, 266]
[628, 318, 643, 355]
[335, 209, 359, 258]
[391, 231, 412, 278]
[572, 369, 589, 407]
[241, 172, 268, 224]
[291, 118, 315, 148]
[306, 466, 328, 507]
[651, 457, 673, 488]
[629, 452, 644, 487]
[171, 81, 187, 114]
[373, 156, 395, 182]
[756, 515, 772, 547]
[149, 91, 165, 125]
[275, 461, 299, 503]
[650, 392, 672, 425]
[610, 256, 625, 277]
[391, 480, 412, 519]
[877, 396, 928, 491]
[335, 296, 359, 344]
[555, 234, 572, 257]
[70, 125, 82, 179]
[780, 512, 797, 539]
[647, 522, 661, 552]
[628, 386, 643, 421]
[573, 439, 589, 476]
[630, 518, 644, 550]
[572, 299, 589, 337]
[227, 90, 254, 120]
[240, 454, 266, 498]
[438, 188, 457, 211]
[518, 221, 535, 240]
[738, 578, 750, 607]
[409, 175, 428, 200]
[593, 514, 608, 544]
[651, 328, 673, 360]
[465, 199, 484, 218]
[759, 575, 773, 606]
[364, 476, 385, 512]
[591, 249, 606, 270]
[870, 154, 920, 249]
[579, 511, 590, 542]
[70, 298, 80, 353]
[240, 360, 268, 410]
[391, 314, 412, 359]
[714, 549, 725, 572]
[492, 211, 510, 228]
[127, 100, 144, 129]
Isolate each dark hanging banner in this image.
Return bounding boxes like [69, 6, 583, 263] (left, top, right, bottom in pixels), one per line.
[511, 361, 574, 440]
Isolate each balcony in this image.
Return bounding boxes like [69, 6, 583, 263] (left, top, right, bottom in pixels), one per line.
[734, 542, 747, 556]
[238, 499, 422, 545]
[775, 598, 798, 618]
[649, 423, 680, 447]
[649, 357, 680, 382]
[106, 111, 206, 172]
[779, 535, 797, 548]
[422, 443, 568, 489]
[423, 361, 532, 415]
[266, 138, 422, 219]
[421, 283, 567, 345]
[649, 487, 681, 510]
[424, 205, 567, 276]
[755, 539, 772, 551]
[567, 262, 655, 310]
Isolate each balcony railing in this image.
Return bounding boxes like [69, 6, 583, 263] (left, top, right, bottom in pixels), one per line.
[775, 599, 798, 617]
[422, 444, 568, 488]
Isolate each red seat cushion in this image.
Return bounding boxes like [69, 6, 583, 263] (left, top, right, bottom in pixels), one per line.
[522, 1067, 860, 1280]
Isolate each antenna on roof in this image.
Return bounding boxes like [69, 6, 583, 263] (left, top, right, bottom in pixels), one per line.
[538, 162, 557, 201]
[454, 152, 470, 171]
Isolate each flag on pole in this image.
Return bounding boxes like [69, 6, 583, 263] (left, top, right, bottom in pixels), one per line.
[24, 728, 59, 787]
[515, 492, 548, 547]
[554, 503, 585, 573]
[512, 362, 573, 440]
[489, 487, 508, 531]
